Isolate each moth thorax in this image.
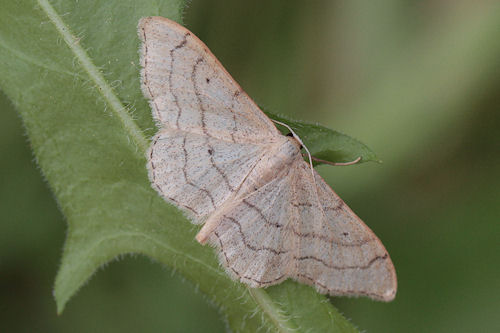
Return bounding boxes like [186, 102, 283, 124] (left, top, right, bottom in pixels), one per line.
[256, 138, 301, 182]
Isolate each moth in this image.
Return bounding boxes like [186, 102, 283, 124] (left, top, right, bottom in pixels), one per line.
[139, 16, 396, 301]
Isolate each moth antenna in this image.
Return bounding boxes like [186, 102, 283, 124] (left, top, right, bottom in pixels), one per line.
[309, 156, 362, 166]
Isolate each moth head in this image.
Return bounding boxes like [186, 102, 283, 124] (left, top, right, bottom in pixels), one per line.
[286, 132, 303, 150]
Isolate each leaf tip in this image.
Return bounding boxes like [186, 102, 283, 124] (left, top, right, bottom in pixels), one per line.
[54, 289, 68, 315]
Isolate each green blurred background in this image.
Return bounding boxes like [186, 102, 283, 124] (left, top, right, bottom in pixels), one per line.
[1, 0, 499, 332]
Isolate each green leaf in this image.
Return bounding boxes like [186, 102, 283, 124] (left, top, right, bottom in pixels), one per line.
[265, 111, 380, 166]
[0, 1, 359, 332]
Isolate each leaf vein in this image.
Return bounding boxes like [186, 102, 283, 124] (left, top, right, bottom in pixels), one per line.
[37, 0, 149, 153]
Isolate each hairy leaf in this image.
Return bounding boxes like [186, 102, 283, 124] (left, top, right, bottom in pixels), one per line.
[0, 1, 361, 332]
